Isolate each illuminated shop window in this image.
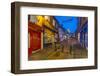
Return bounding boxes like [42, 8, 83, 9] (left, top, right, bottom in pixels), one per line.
[28, 33, 30, 48]
[53, 19, 55, 26]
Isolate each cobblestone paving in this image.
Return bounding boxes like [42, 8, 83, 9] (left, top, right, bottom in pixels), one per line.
[28, 45, 88, 60]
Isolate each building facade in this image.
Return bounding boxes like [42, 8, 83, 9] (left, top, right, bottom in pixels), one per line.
[76, 17, 88, 49]
[28, 15, 58, 56]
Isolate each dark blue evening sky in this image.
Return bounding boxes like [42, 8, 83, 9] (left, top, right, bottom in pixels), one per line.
[54, 16, 78, 33]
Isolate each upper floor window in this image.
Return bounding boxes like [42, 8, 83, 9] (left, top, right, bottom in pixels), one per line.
[44, 16, 50, 22]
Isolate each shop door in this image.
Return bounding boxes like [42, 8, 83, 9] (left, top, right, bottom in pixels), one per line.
[28, 31, 41, 56]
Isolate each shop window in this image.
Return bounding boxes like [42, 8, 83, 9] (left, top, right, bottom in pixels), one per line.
[28, 33, 30, 48]
[44, 16, 50, 22]
[53, 19, 55, 26]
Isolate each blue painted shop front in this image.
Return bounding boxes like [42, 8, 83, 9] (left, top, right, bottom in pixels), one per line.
[80, 21, 88, 49]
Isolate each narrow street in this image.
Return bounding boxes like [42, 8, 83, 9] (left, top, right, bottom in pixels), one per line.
[28, 15, 88, 60]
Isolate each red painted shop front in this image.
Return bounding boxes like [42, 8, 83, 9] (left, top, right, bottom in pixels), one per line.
[28, 22, 42, 56]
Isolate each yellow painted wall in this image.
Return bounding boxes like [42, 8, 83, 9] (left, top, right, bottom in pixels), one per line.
[36, 16, 44, 27]
[36, 16, 53, 29]
[36, 16, 55, 43]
